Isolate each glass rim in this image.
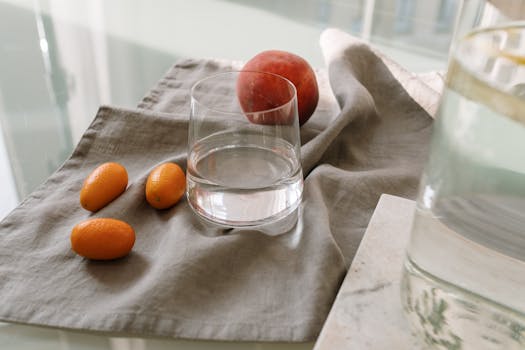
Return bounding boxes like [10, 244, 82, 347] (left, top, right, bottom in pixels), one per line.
[463, 21, 525, 39]
[190, 70, 298, 116]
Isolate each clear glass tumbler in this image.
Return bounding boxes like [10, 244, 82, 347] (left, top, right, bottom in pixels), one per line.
[401, 1, 525, 349]
[187, 71, 303, 230]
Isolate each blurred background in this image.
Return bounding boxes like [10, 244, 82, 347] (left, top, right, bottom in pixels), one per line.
[0, 0, 459, 219]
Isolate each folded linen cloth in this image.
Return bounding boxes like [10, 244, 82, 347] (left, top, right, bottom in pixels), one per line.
[0, 29, 437, 341]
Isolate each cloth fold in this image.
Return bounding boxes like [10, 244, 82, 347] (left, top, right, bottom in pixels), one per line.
[0, 29, 436, 341]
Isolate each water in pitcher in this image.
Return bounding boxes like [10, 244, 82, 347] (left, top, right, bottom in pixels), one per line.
[187, 131, 303, 227]
[402, 25, 525, 349]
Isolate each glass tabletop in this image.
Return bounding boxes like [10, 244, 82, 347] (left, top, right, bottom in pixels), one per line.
[0, 0, 456, 348]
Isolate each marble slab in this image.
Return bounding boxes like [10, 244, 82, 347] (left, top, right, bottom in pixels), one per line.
[314, 194, 423, 349]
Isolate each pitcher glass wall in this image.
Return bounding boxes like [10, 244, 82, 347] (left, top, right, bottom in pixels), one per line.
[401, 1, 525, 349]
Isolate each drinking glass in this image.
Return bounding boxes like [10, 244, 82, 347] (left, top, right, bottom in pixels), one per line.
[401, 1, 525, 349]
[187, 71, 303, 230]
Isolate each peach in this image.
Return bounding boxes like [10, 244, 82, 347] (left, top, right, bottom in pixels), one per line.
[236, 71, 296, 125]
[237, 50, 319, 126]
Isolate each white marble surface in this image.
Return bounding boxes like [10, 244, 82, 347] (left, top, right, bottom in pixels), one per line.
[314, 194, 423, 349]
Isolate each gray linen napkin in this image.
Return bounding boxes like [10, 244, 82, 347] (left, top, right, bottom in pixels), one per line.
[0, 29, 436, 341]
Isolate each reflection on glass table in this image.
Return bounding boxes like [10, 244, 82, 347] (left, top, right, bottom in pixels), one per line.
[0, 0, 456, 348]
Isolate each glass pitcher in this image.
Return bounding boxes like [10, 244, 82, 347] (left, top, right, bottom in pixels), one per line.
[401, 1, 525, 349]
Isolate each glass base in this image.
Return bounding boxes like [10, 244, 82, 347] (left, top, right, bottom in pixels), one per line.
[401, 257, 525, 350]
[189, 203, 302, 237]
